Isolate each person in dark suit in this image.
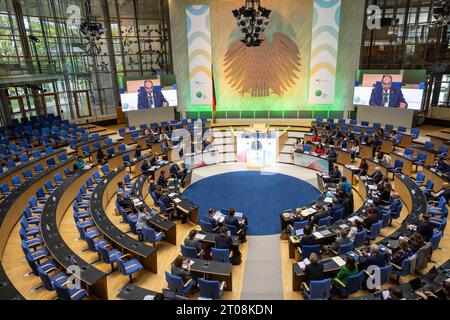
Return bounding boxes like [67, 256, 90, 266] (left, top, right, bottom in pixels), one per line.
[431, 183, 450, 202]
[369, 75, 408, 109]
[214, 227, 233, 250]
[157, 171, 167, 188]
[415, 213, 434, 242]
[137, 80, 169, 109]
[370, 167, 384, 184]
[251, 138, 263, 151]
[134, 145, 142, 159]
[362, 207, 379, 230]
[184, 230, 203, 253]
[141, 160, 152, 177]
[358, 244, 386, 270]
[311, 204, 329, 225]
[305, 253, 324, 282]
[300, 225, 317, 246]
[224, 208, 247, 241]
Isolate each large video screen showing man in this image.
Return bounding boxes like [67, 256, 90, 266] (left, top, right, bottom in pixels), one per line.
[137, 80, 168, 109]
[120, 79, 178, 112]
[369, 74, 408, 109]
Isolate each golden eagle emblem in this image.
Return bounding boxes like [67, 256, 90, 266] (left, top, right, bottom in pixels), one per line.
[224, 33, 301, 97]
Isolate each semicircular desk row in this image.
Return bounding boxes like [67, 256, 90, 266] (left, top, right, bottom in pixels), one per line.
[285, 169, 436, 298]
[0, 145, 142, 299]
[0, 153, 76, 299]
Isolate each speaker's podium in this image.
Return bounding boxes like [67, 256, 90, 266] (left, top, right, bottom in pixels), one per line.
[246, 150, 265, 169]
[236, 125, 277, 168]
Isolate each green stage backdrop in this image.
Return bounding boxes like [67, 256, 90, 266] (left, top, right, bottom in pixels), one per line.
[168, 0, 365, 115]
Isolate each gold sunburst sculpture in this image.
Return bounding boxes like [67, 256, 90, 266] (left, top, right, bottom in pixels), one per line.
[224, 32, 301, 97]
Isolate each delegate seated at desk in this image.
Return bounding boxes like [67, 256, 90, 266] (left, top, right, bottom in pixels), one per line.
[408, 213, 434, 242]
[370, 167, 384, 184]
[215, 226, 233, 250]
[305, 253, 325, 282]
[171, 255, 195, 284]
[358, 244, 387, 271]
[73, 156, 86, 171]
[369, 75, 408, 109]
[224, 208, 247, 242]
[157, 170, 168, 188]
[184, 230, 203, 253]
[137, 80, 169, 109]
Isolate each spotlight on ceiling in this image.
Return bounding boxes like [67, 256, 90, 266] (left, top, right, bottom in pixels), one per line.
[232, 0, 271, 47]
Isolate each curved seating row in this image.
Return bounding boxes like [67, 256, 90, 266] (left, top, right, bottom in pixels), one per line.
[0, 156, 77, 299]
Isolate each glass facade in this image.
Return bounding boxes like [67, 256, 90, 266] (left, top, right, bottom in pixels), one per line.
[0, 0, 171, 126]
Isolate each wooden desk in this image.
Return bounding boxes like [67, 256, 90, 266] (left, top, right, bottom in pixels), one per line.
[411, 145, 439, 167]
[381, 138, 394, 154]
[359, 144, 374, 160]
[91, 168, 158, 273]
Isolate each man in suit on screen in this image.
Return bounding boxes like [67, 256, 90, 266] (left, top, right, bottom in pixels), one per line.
[137, 80, 169, 109]
[369, 75, 408, 109]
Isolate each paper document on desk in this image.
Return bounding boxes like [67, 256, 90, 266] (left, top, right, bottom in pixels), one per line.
[295, 229, 304, 237]
[168, 193, 177, 197]
[368, 185, 377, 190]
[235, 212, 244, 218]
[184, 259, 195, 266]
[173, 198, 182, 204]
[348, 216, 362, 223]
[302, 208, 317, 217]
[143, 295, 155, 300]
[332, 256, 346, 267]
[313, 232, 324, 239]
[195, 233, 206, 240]
[324, 197, 333, 204]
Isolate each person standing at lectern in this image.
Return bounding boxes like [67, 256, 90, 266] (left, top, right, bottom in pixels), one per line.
[251, 137, 263, 151]
[369, 75, 408, 109]
[137, 80, 169, 109]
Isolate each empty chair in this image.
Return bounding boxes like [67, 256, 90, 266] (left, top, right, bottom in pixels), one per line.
[54, 282, 87, 300]
[198, 279, 225, 300]
[5, 160, 15, 169]
[424, 141, 435, 149]
[19, 154, 29, 163]
[337, 242, 354, 255]
[353, 230, 367, 248]
[211, 248, 231, 263]
[29, 196, 43, 213]
[199, 219, 217, 233]
[58, 153, 68, 161]
[44, 179, 56, 193]
[79, 185, 91, 200]
[46, 157, 56, 167]
[366, 221, 382, 242]
[165, 272, 194, 295]
[430, 231, 443, 251]
[118, 128, 126, 136]
[106, 147, 115, 157]
[97, 243, 121, 272]
[31, 150, 41, 158]
[75, 192, 89, 209]
[85, 233, 109, 253]
[331, 208, 344, 224]
[397, 126, 407, 133]
[391, 255, 414, 282]
[385, 124, 394, 131]
[0, 183, 10, 197]
[361, 121, 369, 127]
[404, 148, 414, 156]
[54, 173, 63, 186]
[124, 174, 132, 189]
[414, 172, 425, 188]
[117, 254, 143, 283]
[118, 144, 126, 152]
[373, 123, 381, 129]
[302, 278, 332, 300]
[37, 266, 68, 292]
[389, 159, 403, 174]
[34, 163, 44, 173]
[335, 270, 365, 296]
[86, 177, 95, 191]
[11, 175, 21, 188]
[101, 164, 110, 176]
[438, 145, 449, 156]
[22, 169, 33, 180]
[317, 216, 332, 227]
[411, 128, 420, 139]
[141, 226, 164, 247]
[64, 167, 71, 177]
[44, 147, 53, 154]
[92, 171, 102, 183]
[428, 197, 448, 218]
[181, 245, 201, 259]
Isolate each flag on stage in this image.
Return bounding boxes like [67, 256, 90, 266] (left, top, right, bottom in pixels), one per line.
[211, 64, 217, 123]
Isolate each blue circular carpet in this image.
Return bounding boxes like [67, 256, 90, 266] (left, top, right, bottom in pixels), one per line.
[182, 171, 322, 236]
